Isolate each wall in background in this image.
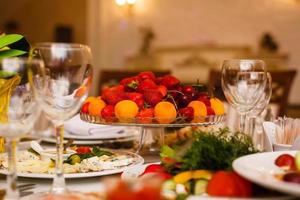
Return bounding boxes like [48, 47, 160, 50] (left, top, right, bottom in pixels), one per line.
[88, 0, 300, 104]
[0, 0, 87, 44]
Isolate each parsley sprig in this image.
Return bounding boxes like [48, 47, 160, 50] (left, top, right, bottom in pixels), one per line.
[161, 128, 259, 174]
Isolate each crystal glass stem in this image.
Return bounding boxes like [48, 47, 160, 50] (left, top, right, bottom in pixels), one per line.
[239, 114, 247, 133]
[5, 138, 19, 200]
[248, 117, 256, 138]
[51, 124, 67, 194]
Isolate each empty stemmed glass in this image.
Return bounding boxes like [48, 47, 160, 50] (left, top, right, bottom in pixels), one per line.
[247, 72, 272, 147]
[29, 43, 93, 195]
[0, 58, 42, 199]
[221, 59, 267, 133]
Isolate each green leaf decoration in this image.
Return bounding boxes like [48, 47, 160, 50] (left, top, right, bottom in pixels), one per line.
[0, 49, 27, 59]
[0, 34, 24, 49]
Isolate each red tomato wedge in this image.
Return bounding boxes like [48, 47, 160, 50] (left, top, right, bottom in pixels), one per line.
[230, 171, 253, 197]
[207, 171, 240, 197]
[76, 146, 91, 154]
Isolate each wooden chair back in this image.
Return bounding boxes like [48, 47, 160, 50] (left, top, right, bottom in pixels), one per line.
[208, 69, 297, 116]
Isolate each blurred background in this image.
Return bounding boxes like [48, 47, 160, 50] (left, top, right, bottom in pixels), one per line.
[1, 0, 300, 117]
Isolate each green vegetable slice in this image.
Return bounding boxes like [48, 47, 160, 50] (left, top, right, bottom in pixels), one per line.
[194, 179, 208, 195]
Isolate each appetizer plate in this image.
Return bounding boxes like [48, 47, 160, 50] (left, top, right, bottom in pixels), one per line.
[0, 151, 144, 179]
[233, 151, 300, 197]
[122, 164, 293, 200]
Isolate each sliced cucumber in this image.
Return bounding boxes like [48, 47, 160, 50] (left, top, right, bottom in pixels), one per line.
[194, 179, 208, 195]
[162, 179, 176, 191]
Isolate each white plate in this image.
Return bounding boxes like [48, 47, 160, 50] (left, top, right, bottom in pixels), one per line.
[63, 129, 133, 140]
[0, 151, 144, 179]
[122, 164, 294, 200]
[233, 151, 300, 197]
[41, 136, 135, 145]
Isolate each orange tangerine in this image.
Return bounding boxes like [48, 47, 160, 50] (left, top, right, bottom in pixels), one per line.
[115, 100, 139, 122]
[210, 98, 225, 115]
[188, 101, 207, 122]
[88, 98, 106, 116]
[154, 102, 177, 124]
[85, 96, 98, 104]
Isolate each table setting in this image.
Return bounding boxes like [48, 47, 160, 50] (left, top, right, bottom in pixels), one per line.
[0, 37, 299, 200]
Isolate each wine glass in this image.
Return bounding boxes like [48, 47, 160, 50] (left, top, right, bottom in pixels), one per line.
[247, 72, 272, 147]
[0, 58, 42, 199]
[221, 59, 267, 133]
[29, 43, 93, 195]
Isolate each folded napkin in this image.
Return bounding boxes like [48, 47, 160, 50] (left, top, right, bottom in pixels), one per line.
[64, 114, 125, 137]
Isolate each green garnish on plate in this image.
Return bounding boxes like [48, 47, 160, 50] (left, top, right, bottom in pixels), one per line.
[161, 128, 259, 175]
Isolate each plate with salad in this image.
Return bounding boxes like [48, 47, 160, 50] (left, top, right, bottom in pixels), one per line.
[122, 128, 293, 199]
[233, 151, 300, 197]
[0, 143, 144, 179]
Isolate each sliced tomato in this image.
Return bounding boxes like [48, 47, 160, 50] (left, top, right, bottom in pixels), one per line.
[206, 171, 239, 197]
[230, 171, 253, 197]
[76, 146, 91, 154]
[136, 185, 161, 200]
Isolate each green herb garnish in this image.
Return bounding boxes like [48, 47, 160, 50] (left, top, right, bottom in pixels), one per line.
[92, 146, 113, 157]
[161, 128, 259, 174]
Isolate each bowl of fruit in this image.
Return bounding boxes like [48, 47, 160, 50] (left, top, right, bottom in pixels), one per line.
[80, 71, 225, 127]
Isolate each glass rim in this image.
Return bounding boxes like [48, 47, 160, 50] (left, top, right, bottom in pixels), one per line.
[1, 57, 44, 65]
[223, 59, 265, 64]
[33, 42, 91, 51]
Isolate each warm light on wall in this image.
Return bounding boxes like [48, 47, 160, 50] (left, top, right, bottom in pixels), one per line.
[115, 0, 137, 6]
[115, 0, 137, 17]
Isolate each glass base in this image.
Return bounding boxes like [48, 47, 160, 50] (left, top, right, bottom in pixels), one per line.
[136, 127, 164, 156]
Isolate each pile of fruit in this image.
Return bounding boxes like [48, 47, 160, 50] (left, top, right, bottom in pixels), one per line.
[80, 71, 224, 124]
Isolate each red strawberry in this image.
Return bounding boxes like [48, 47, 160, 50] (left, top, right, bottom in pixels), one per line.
[143, 90, 163, 106]
[179, 107, 194, 122]
[160, 75, 180, 89]
[126, 92, 144, 108]
[158, 85, 167, 97]
[81, 102, 90, 114]
[138, 71, 156, 81]
[137, 108, 154, 124]
[137, 79, 157, 93]
[206, 106, 215, 116]
[101, 105, 115, 121]
[120, 76, 140, 92]
[103, 93, 126, 105]
[102, 85, 126, 105]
